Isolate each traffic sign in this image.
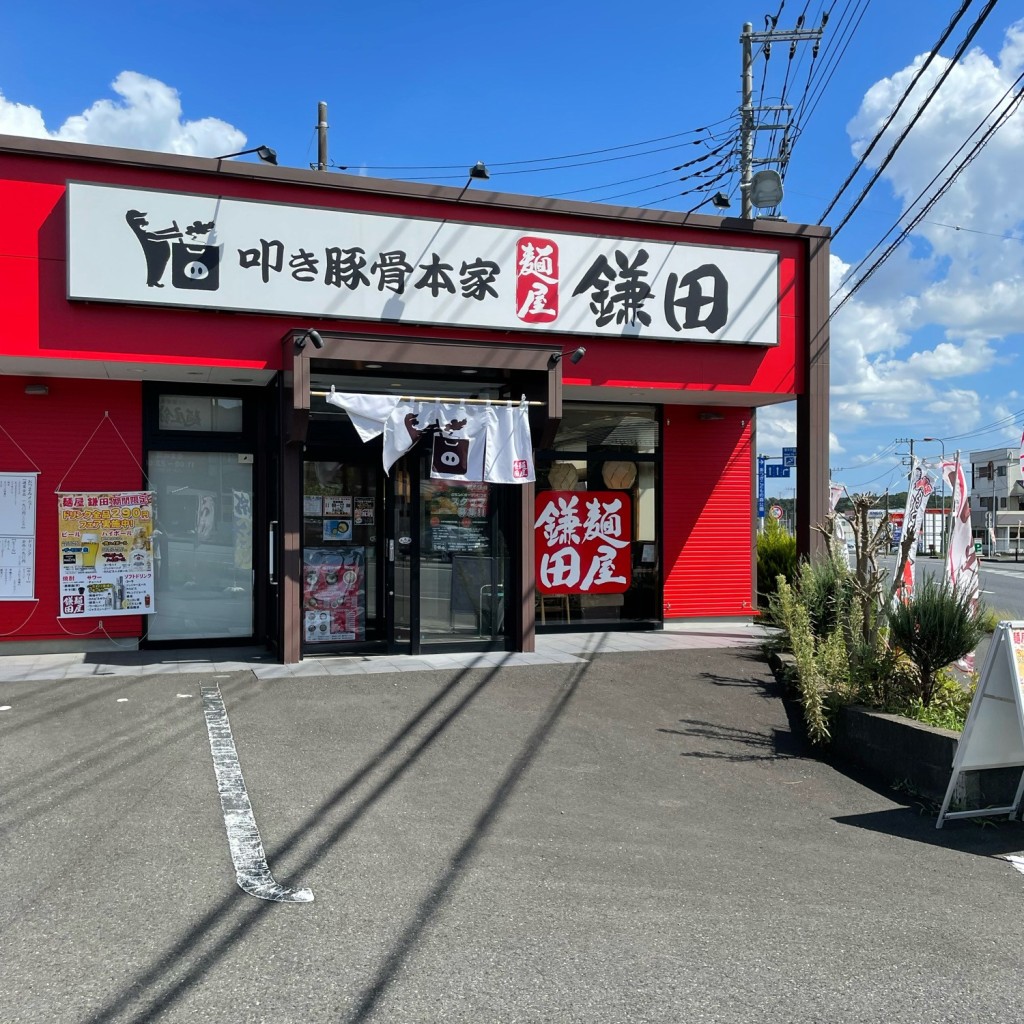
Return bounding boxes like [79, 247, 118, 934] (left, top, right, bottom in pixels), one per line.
[769, 504, 784, 520]
[782, 447, 797, 467]
[765, 464, 790, 478]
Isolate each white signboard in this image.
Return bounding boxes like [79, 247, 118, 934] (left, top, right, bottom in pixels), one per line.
[67, 182, 779, 346]
[0, 472, 37, 600]
[936, 622, 1024, 827]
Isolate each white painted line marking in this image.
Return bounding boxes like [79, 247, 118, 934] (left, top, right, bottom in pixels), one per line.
[200, 684, 313, 904]
[177, 693, 192, 698]
[1003, 854, 1024, 876]
[116, 698, 129, 702]
[0, 705, 11, 711]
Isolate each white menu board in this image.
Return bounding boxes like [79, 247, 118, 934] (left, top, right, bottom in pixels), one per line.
[0, 472, 37, 600]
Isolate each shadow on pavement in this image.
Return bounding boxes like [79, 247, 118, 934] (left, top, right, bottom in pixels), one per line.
[78, 634, 606, 1024]
[834, 805, 1024, 858]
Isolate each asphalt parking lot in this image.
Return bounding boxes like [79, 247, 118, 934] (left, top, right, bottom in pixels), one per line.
[4, 638, 1024, 1023]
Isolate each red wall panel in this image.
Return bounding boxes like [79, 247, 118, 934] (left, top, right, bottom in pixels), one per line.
[0, 377, 143, 642]
[662, 407, 755, 618]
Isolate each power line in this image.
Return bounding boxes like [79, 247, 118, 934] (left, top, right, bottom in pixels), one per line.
[825, 0, 1001, 241]
[790, 0, 871, 148]
[831, 69, 1024, 315]
[390, 137, 735, 182]
[341, 117, 737, 174]
[816, 0, 975, 225]
[772, 0, 868, 188]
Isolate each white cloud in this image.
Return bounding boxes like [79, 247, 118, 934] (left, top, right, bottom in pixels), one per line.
[827, 22, 1024, 470]
[845, 24, 1024, 337]
[901, 335, 1000, 378]
[756, 403, 796, 453]
[0, 72, 245, 156]
[0, 93, 48, 137]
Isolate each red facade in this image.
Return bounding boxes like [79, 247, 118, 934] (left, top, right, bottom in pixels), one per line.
[0, 136, 829, 656]
[0, 377, 143, 640]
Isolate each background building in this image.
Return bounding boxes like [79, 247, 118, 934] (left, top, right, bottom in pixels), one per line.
[969, 447, 1024, 555]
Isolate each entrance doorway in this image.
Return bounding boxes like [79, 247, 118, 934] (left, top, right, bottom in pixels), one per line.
[301, 439, 509, 656]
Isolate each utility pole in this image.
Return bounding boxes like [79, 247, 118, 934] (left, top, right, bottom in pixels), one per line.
[740, 24, 754, 220]
[316, 102, 328, 172]
[738, 18, 824, 219]
[896, 437, 916, 483]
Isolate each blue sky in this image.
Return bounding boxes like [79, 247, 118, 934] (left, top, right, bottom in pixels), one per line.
[2, 1, 1022, 502]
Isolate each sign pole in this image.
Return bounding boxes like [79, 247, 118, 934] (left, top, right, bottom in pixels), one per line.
[757, 455, 766, 532]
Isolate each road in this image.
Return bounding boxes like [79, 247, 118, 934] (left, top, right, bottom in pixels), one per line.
[880, 554, 1024, 620]
[4, 645, 1024, 1023]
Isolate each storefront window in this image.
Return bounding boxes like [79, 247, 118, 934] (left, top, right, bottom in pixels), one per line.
[146, 451, 254, 641]
[536, 404, 659, 628]
[157, 395, 244, 432]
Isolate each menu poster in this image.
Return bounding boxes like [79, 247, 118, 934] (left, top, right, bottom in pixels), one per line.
[303, 546, 365, 642]
[426, 481, 490, 554]
[322, 518, 352, 541]
[58, 491, 155, 618]
[353, 497, 375, 526]
[323, 496, 352, 516]
[0, 473, 36, 600]
[304, 495, 324, 516]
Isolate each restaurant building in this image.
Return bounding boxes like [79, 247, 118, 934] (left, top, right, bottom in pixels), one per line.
[0, 134, 829, 663]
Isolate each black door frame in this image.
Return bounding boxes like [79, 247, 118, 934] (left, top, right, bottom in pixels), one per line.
[141, 381, 270, 651]
[278, 331, 562, 664]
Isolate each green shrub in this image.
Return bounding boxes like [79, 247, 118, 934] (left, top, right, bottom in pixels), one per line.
[789, 552, 856, 642]
[768, 554, 858, 744]
[885, 577, 987, 707]
[889, 671, 976, 732]
[757, 516, 797, 604]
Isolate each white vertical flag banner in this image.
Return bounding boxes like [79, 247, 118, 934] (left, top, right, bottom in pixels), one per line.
[829, 483, 844, 513]
[894, 457, 936, 602]
[945, 457, 980, 672]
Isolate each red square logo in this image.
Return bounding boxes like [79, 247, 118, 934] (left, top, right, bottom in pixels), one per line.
[516, 236, 559, 323]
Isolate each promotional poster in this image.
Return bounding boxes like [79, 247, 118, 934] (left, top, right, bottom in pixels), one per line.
[58, 491, 155, 617]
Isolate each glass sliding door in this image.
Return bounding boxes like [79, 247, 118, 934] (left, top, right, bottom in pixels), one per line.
[299, 448, 509, 653]
[418, 468, 509, 647]
[147, 451, 255, 642]
[301, 459, 381, 649]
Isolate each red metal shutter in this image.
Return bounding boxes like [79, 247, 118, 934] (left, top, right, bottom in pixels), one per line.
[663, 408, 755, 618]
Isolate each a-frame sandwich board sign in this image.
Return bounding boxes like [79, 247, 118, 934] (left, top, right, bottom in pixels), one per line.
[937, 622, 1024, 828]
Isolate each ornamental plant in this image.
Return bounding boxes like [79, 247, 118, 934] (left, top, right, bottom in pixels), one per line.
[885, 576, 988, 707]
[756, 515, 797, 605]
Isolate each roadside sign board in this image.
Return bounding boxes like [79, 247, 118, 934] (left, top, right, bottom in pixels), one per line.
[782, 447, 797, 467]
[757, 457, 765, 517]
[937, 622, 1024, 828]
[765, 464, 790, 478]
[769, 504, 784, 520]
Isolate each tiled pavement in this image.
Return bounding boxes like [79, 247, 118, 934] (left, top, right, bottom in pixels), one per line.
[0, 621, 773, 682]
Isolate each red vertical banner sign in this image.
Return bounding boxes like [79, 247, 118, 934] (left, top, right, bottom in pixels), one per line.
[534, 491, 631, 595]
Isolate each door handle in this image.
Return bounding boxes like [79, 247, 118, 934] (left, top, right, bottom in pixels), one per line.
[388, 539, 395, 562]
[268, 520, 278, 584]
